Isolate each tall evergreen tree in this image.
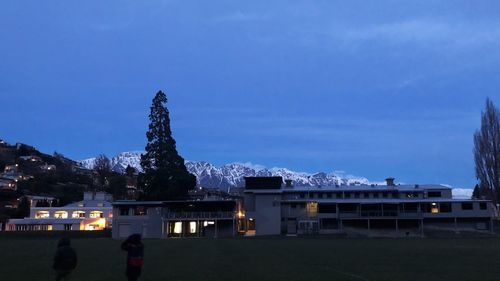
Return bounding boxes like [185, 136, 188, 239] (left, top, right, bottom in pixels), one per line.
[474, 98, 500, 203]
[140, 90, 196, 200]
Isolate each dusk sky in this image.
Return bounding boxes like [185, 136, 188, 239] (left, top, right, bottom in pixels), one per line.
[1, 1, 500, 187]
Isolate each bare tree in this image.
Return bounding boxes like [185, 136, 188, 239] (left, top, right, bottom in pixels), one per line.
[95, 154, 111, 187]
[474, 98, 500, 203]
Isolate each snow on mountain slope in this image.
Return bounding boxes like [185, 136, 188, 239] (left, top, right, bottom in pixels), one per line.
[80, 152, 470, 197]
[79, 152, 370, 190]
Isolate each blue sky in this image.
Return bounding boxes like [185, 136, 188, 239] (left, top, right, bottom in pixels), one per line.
[1, 1, 500, 187]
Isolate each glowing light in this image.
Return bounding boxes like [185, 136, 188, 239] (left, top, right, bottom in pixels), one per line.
[173, 222, 182, 234]
[203, 221, 215, 227]
[431, 203, 439, 214]
[189, 222, 197, 233]
[237, 211, 245, 218]
[54, 211, 68, 219]
[35, 211, 49, 219]
[72, 211, 86, 218]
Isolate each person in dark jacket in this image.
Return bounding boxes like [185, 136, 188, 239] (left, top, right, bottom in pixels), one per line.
[121, 234, 144, 281]
[53, 237, 77, 281]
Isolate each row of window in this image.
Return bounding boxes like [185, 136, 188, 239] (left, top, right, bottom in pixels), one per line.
[35, 211, 105, 219]
[291, 191, 427, 200]
[119, 206, 147, 216]
[289, 202, 488, 213]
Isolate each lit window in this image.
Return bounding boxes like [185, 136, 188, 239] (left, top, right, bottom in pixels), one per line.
[72, 211, 86, 218]
[189, 222, 197, 233]
[203, 221, 215, 227]
[90, 211, 103, 218]
[36, 211, 49, 218]
[54, 211, 68, 219]
[173, 222, 182, 234]
[431, 203, 439, 213]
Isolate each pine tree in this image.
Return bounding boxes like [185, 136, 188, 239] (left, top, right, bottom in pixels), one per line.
[474, 98, 500, 203]
[140, 90, 196, 200]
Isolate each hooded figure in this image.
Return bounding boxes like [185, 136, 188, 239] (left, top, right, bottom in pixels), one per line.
[121, 234, 144, 281]
[53, 237, 77, 281]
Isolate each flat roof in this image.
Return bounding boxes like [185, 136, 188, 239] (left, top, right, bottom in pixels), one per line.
[280, 198, 490, 203]
[246, 184, 451, 193]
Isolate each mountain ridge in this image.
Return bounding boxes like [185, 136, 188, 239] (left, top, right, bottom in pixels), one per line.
[79, 151, 371, 191]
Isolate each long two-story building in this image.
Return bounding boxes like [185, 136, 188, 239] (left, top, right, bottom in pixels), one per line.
[243, 177, 493, 236]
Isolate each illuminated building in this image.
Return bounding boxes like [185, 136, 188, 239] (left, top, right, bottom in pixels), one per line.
[6, 192, 113, 231]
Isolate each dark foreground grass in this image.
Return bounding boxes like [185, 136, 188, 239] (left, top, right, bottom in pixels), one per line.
[1, 237, 500, 281]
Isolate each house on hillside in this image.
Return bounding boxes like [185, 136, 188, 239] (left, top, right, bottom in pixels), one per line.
[6, 192, 113, 231]
[40, 164, 56, 172]
[3, 164, 19, 174]
[19, 155, 43, 163]
[0, 177, 17, 191]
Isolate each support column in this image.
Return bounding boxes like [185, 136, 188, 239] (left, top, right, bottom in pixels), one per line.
[395, 219, 399, 232]
[454, 217, 458, 234]
[215, 219, 218, 238]
[490, 218, 494, 234]
[367, 219, 370, 230]
[420, 219, 424, 237]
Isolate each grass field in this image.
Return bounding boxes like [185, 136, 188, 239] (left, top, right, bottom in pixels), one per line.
[1, 237, 500, 281]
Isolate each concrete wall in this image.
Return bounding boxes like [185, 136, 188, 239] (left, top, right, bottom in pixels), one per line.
[246, 194, 281, 235]
[112, 206, 163, 239]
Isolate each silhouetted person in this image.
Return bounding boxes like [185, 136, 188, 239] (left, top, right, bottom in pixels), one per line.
[121, 234, 144, 281]
[53, 237, 77, 281]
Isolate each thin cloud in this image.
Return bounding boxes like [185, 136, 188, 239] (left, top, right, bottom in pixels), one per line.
[212, 11, 268, 23]
[337, 19, 500, 50]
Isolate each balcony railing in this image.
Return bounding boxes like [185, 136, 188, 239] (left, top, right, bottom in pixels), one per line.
[164, 211, 235, 220]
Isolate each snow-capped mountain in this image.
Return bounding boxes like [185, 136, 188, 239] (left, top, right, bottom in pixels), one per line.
[80, 151, 143, 173]
[79, 152, 370, 191]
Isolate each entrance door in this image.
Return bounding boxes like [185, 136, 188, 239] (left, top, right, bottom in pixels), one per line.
[287, 219, 297, 234]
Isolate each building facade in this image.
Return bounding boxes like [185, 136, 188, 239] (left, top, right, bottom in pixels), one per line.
[112, 200, 244, 239]
[243, 177, 493, 236]
[7, 192, 113, 231]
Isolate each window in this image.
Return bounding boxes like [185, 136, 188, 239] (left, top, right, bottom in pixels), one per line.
[480, 202, 487, 210]
[299, 193, 305, 199]
[189, 221, 197, 233]
[336, 193, 342, 199]
[440, 203, 452, 213]
[345, 193, 351, 199]
[133, 206, 147, 216]
[428, 191, 442, 198]
[173, 222, 182, 234]
[318, 204, 336, 213]
[64, 224, 72, 231]
[54, 211, 68, 219]
[35, 211, 49, 219]
[461, 203, 473, 210]
[373, 193, 379, 198]
[363, 192, 370, 198]
[318, 193, 324, 199]
[326, 193, 332, 198]
[431, 203, 439, 213]
[382, 193, 388, 198]
[72, 211, 86, 218]
[354, 193, 360, 198]
[119, 207, 129, 216]
[90, 211, 103, 218]
[291, 203, 297, 209]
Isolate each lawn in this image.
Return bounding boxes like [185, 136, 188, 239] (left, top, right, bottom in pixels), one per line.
[1, 236, 500, 281]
